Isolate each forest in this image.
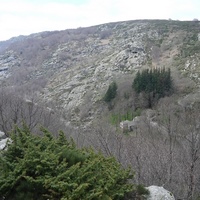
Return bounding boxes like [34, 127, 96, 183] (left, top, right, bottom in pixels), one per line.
[0, 125, 148, 199]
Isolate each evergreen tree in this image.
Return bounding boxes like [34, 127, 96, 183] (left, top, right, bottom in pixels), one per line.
[104, 81, 118, 102]
[132, 68, 173, 108]
[0, 125, 148, 200]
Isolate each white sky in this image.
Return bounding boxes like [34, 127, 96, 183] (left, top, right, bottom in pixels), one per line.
[0, 0, 200, 41]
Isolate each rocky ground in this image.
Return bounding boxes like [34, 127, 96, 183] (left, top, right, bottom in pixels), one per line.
[0, 20, 200, 127]
[1, 19, 200, 199]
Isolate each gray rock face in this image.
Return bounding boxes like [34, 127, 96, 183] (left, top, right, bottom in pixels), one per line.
[0, 138, 9, 150]
[0, 131, 6, 139]
[40, 22, 153, 124]
[146, 186, 175, 200]
[0, 50, 20, 79]
[0, 131, 10, 150]
[1, 20, 199, 128]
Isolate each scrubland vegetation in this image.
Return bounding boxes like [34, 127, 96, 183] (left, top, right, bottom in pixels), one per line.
[1, 19, 200, 199]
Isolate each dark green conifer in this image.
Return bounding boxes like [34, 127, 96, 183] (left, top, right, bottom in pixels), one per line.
[104, 81, 118, 102]
[132, 68, 173, 108]
[0, 125, 147, 200]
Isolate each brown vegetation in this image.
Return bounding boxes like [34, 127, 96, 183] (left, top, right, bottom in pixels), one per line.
[1, 20, 200, 199]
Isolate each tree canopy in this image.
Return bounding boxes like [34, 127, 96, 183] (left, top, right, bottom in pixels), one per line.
[104, 81, 118, 102]
[132, 68, 173, 108]
[0, 125, 146, 200]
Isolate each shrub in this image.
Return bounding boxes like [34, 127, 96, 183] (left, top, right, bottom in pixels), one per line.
[104, 81, 118, 102]
[132, 68, 173, 108]
[0, 125, 136, 200]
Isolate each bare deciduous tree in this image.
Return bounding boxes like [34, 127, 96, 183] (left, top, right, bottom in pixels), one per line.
[0, 89, 64, 136]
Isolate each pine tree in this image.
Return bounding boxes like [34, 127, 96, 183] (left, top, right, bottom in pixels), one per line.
[0, 125, 149, 200]
[132, 68, 173, 108]
[104, 81, 118, 102]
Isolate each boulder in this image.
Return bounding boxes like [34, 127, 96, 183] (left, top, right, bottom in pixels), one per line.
[0, 138, 9, 150]
[0, 131, 6, 139]
[146, 186, 175, 200]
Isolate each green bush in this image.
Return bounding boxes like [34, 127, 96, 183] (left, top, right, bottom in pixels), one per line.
[110, 109, 141, 125]
[133, 68, 173, 108]
[104, 81, 118, 102]
[136, 184, 149, 195]
[0, 125, 136, 200]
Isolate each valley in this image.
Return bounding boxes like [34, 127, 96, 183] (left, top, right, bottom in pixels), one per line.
[1, 19, 200, 199]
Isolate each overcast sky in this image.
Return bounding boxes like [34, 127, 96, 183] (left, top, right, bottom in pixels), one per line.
[0, 0, 200, 41]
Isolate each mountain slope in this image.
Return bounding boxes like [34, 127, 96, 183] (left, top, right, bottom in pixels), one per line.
[0, 20, 200, 126]
[1, 20, 200, 199]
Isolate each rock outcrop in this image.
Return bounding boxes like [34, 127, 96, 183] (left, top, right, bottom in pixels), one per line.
[0, 131, 8, 150]
[146, 186, 175, 200]
[0, 20, 200, 126]
[0, 138, 9, 150]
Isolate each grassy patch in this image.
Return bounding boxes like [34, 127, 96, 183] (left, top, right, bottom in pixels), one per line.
[110, 108, 142, 125]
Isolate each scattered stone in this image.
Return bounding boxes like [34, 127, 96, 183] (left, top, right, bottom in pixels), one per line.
[198, 33, 200, 41]
[146, 186, 175, 200]
[0, 131, 6, 139]
[0, 138, 9, 150]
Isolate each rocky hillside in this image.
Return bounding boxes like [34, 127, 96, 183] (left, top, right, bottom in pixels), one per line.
[0, 20, 200, 126]
[2, 20, 200, 199]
